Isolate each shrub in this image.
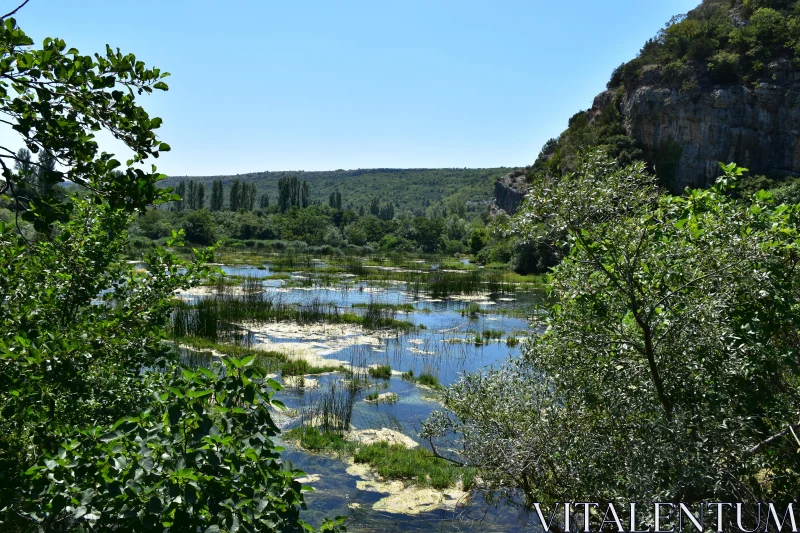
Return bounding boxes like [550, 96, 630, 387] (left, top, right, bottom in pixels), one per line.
[707, 50, 741, 83]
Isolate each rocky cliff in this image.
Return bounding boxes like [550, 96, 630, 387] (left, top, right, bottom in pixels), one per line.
[594, 59, 800, 192]
[527, 1, 800, 195]
[491, 169, 529, 215]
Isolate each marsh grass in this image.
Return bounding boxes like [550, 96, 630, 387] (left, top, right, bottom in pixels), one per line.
[174, 336, 286, 372]
[285, 428, 473, 490]
[354, 442, 472, 490]
[352, 302, 415, 313]
[401, 369, 443, 390]
[281, 359, 341, 376]
[284, 426, 354, 454]
[299, 378, 358, 436]
[170, 277, 415, 342]
[367, 365, 392, 380]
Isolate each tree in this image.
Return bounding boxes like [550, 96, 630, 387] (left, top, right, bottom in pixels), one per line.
[0, 17, 342, 533]
[328, 188, 342, 210]
[259, 192, 270, 209]
[277, 176, 309, 212]
[209, 179, 223, 211]
[468, 226, 488, 254]
[301, 180, 309, 208]
[194, 181, 205, 209]
[35, 149, 57, 198]
[0, 18, 174, 233]
[173, 181, 185, 211]
[244, 182, 257, 210]
[186, 179, 195, 209]
[229, 178, 241, 211]
[182, 208, 215, 245]
[425, 153, 800, 510]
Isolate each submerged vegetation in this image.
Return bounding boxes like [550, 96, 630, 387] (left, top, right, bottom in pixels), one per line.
[168, 276, 417, 342]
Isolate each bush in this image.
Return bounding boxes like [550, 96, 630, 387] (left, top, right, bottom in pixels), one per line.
[182, 209, 217, 245]
[426, 154, 800, 506]
[707, 50, 741, 83]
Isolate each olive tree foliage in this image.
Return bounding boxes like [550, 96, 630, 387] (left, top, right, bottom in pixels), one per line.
[423, 152, 800, 507]
[0, 16, 343, 533]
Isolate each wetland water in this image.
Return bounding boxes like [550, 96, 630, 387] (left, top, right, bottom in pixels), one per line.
[174, 261, 546, 532]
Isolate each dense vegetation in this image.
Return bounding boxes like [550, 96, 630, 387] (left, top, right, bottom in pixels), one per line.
[0, 18, 342, 533]
[424, 153, 800, 513]
[127, 190, 498, 260]
[613, 0, 800, 91]
[161, 167, 508, 219]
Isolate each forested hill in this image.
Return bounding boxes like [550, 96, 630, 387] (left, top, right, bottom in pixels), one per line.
[162, 168, 511, 217]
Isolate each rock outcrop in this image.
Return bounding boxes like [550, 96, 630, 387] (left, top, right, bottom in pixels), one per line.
[491, 169, 529, 215]
[591, 60, 800, 193]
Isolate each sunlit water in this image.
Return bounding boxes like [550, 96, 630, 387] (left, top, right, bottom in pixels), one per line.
[179, 263, 546, 532]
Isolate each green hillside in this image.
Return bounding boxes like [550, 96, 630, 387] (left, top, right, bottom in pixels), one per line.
[161, 168, 511, 217]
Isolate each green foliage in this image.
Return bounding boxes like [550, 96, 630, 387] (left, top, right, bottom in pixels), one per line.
[277, 176, 309, 212]
[286, 427, 353, 454]
[468, 226, 488, 254]
[367, 365, 392, 379]
[229, 179, 258, 211]
[608, 0, 800, 91]
[181, 209, 216, 245]
[528, 92, 643, 181]
[428, 152, 800, 506]
[281, 359, 341, 376]
[353, 442, 467, 490]
[0, 18, 174, 233]
[328, 189, 342, 210]
[0, 21, 343, 532]
[163, 168, 507, 219]
[210, 179, 224, 211]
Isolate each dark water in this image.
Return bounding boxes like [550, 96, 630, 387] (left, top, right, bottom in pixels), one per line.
[180, 263, 546, 532]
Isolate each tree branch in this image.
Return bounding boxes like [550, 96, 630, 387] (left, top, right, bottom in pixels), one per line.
[747, 423, 800, 455]
[426, 435, 465, 466]
[0, 0, 30, 20]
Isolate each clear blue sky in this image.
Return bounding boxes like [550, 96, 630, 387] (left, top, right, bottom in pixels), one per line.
[6, 0, 700, 175]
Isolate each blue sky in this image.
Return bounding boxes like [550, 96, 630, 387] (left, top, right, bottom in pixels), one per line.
[6, 0, 700, 175]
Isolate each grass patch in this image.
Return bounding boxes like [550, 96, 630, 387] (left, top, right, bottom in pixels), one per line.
[417, 373, 443, 390]
[483, 329, 503, 340]
[264, 273, 291, 280]
[286, 428, 473, 490]
[368, 365, 392, 379]
[354, 442, 471, 490]
[364, 391, 398, 403]
[174, 336, 286, 372]
[352, 302, 415, 313]
[401, 369, 443, 390]
[169, 286, 416, 342]
[281, 359, 341, 376]
[506, 335, 520, 347]
[461, 302, 482, 319]
[284, 426, 354, 454]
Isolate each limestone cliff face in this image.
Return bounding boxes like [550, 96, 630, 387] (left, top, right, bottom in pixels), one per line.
[594, 60, 800, 193]
[491, 169, 529, 215]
